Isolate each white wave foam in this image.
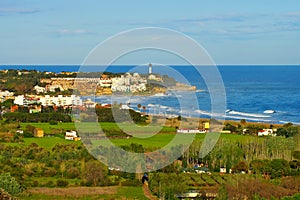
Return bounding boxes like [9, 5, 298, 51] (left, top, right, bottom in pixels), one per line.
[263, 110, 276, 114]
[279, 120, 300, 125]
[227, 110, 271, 118]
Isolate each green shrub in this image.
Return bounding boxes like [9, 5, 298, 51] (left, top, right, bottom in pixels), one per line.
[0, 173, 22, 195]
[49, 120, 58, 125]
[56, 179, 69, 187]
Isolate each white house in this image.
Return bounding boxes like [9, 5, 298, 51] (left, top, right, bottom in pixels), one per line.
[14, 95, 25, 106]
[258, 129, 276, 137]
[0, 90, 14, 102]
[65, 131, 80, 141]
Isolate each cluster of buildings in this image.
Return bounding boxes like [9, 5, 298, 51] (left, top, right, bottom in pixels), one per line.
[14, 95, 83, 107]
[37, 72, 155, 94]
[35, 64, 162, 94]
[111, 73, 147, 93]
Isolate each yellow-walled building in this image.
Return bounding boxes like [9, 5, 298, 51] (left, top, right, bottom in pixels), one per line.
[34, 128, 44, 137]
[202, 121, 210, 129]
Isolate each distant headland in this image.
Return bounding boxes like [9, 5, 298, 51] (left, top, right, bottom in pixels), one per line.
[0, 64, 196, 96]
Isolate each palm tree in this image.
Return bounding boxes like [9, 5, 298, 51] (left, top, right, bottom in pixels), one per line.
[137, 104, 142, 111]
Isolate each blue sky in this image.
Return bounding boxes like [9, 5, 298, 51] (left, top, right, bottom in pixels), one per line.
[0, 0, 300, 65]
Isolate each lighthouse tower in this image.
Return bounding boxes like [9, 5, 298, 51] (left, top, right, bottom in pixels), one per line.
[148, 63, 152, 74]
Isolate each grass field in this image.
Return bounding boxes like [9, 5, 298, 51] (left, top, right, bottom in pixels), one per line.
[5, 122, 264, 150]
[20, 122, 176, 134]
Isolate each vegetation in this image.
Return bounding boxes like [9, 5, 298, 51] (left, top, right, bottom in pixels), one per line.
[16, 186, 147, 200]
[3, 112, 72, 123]
[0, 69, 76, 95]
[1, 111, 300, 199]
[0, 173, 23, 195]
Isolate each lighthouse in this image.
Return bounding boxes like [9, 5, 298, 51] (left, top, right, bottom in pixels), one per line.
[148, 63, 152, 74]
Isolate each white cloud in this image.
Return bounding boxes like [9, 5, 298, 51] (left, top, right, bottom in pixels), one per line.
[0, 7, 39, 14]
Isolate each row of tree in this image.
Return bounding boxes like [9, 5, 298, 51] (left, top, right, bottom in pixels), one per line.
[2, 112, 72, 123]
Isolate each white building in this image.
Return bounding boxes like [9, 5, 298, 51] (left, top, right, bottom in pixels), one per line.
[14, 95, 25, 106]
[99, 78, 112, 87]
[39, 95, 82, 106]
[65, 131, 80, 141]
[84, 98, 96, 108]
[148, 63, 152, 74]
[258, 129, 276, 137]
[0, 90, 14, 102]
[13, 95, 40, 106]
[33, 85, 46, 94]
[46, 84, 64, 92]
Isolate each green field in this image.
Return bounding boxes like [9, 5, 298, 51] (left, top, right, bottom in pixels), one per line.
[9, 122, 264, 150]
[20, 122, 176, 134]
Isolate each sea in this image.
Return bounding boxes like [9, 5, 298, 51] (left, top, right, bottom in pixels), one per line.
[1, 65, 300, 125]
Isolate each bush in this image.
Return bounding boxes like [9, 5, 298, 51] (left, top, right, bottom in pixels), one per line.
[0, 173, 22, 195]
[49, 120, 58, 125]
[23, 132, 33, 138]
[45, 181, 55, 188]
[66, 167, 80, 179]
[56, 179, 69, 187]
[32, 180, 39, 187]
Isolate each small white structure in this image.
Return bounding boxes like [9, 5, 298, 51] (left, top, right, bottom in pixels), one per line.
[220, 167, 227, 174]
[84, 99, 96, 108]
[33, 85, 46, 94]
[0, 90, 14, 102]
[14, 95, 25, 106]
[148, 63, 152, 74]
[258, 129, 276, 137]
[65, 131, 80, 141]
[120, 104, 131, 110]
[177, 129, 207, 134]
[47, 84, 64, 92]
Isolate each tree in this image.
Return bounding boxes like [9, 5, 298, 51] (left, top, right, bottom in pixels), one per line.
[137, 104, 142, 111]
[270, 159, 290, 178]
[1, 99, 14, 109]
[292, 151, 300, 160]
[224, 123, 237, 133]
[240, 119, 247, 126]
[233, 161, 249, 173]
[83, 160, 108, 186]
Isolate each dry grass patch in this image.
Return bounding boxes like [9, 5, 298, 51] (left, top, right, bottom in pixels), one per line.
[27, 186, 118, 197]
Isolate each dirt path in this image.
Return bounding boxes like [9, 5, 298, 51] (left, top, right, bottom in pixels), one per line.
[143, 184, 158, 200]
